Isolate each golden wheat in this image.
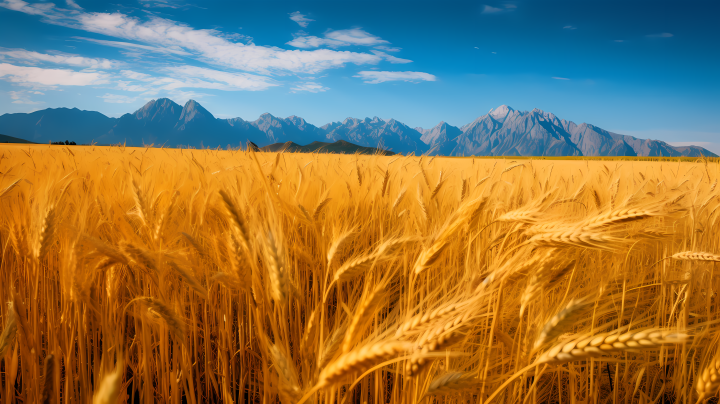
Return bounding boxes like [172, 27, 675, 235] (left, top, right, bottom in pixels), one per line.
[0, 144, 718, 403]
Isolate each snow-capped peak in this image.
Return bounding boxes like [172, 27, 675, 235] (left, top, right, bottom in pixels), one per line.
[488, 105, 513, 119]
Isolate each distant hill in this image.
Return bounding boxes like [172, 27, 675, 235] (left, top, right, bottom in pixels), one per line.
[0, 100, 715, 157]
[0, 133, 33, 143]
[261, 140, 395, 155]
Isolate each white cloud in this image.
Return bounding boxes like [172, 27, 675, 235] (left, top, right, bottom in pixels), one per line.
[563, 25, 577, 30]
[614, 39, 625, 43]
[289, 11, 313, 28]
[0, 63, 110, 88]
[0, 48, 121, 69]
[482, 5, 504, 13]
[65, 0, 81, 10]
[163, 65, 277, 91]
[290, 82, 328, 93]
[75, 37, 192, 56]
[115, 80, 149, 92]
[354, 71, 436, 84]
[646, 33, 673, 38]
[99, 93, 139, 103]
[552, 76, 570, 80]
[9, 90, 44, 104]
[326, 29, 389, 46]
[504, 4, 517, 8]
[287, 28, 389, 48]
[0, 3, 387, 75]
[120, 70, 155, 81]
[374, 46, 401, 52]
[371, 50, 411, 64]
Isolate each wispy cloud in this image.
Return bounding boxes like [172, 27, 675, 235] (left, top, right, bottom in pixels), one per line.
[374, 46, 401, 52]
[354, 71, 436, 84]
[482, 4, 516, 14]
[99, 93, 139, 103]
[563, 25, 576, 30]
[65, 0, 81, 10]
[614, 39, 625, 43]
[371, 50, 411, 64]
[646, 33, 673, 38]
[0, 3, 388, 75]
[0, 63, 111, 88]
[552, 77, 570, 80]
[0, 48, 121, 69]
[289, 11, 313, 28]
[75, 37, 192, 56]
[290, 82, 328, 93]
[9, 90, 44, 104]
[163, 65, 277, 91]
[482, 5, 504, 13]
[288, 29, 389, 48]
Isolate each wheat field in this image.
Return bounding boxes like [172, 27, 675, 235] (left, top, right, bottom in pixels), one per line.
[1, 144, 719, 404]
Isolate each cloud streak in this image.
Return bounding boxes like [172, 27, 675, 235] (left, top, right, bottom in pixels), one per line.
[354, 71, 436, 84]
[0, 48, 121, 69]
[290, 82, 329, 93]
[289, 11, 313, 28]
[287, 28, 389, 48]
[0, 62, 111, 88]
[646, 33, 673, 38]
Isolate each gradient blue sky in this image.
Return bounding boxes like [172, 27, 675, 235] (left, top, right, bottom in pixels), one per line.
[1, 0, 718, 151]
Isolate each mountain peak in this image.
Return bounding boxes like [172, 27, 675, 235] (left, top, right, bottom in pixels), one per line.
[488, 105, 514, 121]
[133, 98, 182, 122]
[178, 99, 214, 123]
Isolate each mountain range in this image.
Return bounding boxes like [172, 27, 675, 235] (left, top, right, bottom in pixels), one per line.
[0, 99, 714, 157]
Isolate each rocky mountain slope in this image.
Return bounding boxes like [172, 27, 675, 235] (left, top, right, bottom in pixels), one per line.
[0, 100, 714, 157]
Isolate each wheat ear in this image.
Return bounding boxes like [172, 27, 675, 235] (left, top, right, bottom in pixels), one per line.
[132, 297, 186, 345]
[671, 251, 720, 262]
[414, 196, 486, 274]
[313, 192, 331, 221]
[269, 344, 302, 404]
[342, 283, 386, 353]
[93, 360, 124, 404]
[40, 354, 54, 404]
[535, 299, 592, 350]
[425, 372, 477, 396]
[696, 356, 720, 400]
[35, 204, 56, 260]
[0, 302, 17, 360]
[537, 328, 687, 364]
[319, 340, 410, 386]
[319, 322, 348, 369]
[327, 228, 356, 268]
[265, 230, 288, 304]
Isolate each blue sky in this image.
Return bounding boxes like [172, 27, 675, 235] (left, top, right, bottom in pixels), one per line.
[1, 0, 718, 151]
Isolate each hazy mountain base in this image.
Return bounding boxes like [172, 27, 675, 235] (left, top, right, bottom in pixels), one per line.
[261, 140, 396, 155]
[0, 99, 715, 157]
